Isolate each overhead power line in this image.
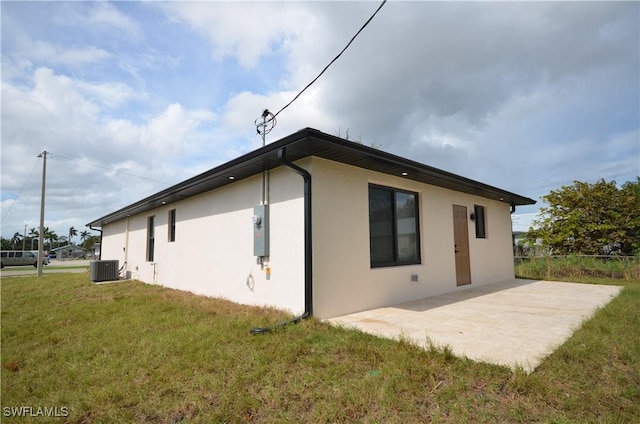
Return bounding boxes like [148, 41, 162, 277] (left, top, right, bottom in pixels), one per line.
[271, 0, 388, 121]
[51, 154, 170, 184]
[1, 156, 41, 225]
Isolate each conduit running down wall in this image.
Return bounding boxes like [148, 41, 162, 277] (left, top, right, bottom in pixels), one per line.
[250, 148, 312, 334]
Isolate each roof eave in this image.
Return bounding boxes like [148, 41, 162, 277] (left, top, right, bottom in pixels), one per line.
[86, 128, 535, 228]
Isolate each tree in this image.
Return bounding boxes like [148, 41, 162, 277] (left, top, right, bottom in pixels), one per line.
[1, 237, 12, 250]
[68, 227, 77, 244]
[80, 230, 89, 243]
[46, 229, 58, 250]
[82, 235, 100, 250]
[10, 232, 23, 249]
[527, 178, 640, 255]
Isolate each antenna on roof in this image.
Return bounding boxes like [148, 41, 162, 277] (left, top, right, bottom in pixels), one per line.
[254, 109, 276, 147]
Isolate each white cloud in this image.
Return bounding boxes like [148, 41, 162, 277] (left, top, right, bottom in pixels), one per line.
[56, 1, 141, 38]
[1, 1, 638, 238]
[33, 41, 112, 67]
[158, 2, 315, 69]
[1, 68, 218, 238]
[6, 37, 112, 70]
[76, 80, 144, 109]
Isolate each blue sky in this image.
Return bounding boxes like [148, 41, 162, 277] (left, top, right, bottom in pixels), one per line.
[1, 1, 638, 239]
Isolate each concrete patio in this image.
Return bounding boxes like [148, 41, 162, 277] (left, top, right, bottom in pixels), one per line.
[326, 279, 622, 372]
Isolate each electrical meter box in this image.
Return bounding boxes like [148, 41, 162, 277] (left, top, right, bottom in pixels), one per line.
[253, 204, 269, 257]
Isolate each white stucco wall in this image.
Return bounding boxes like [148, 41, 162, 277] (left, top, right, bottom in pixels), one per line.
[101, 166, 306, 315]
[310, 157, 515, 319]
[100, 156, 517, 320]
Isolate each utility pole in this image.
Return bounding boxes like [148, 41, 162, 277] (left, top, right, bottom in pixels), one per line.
[37, 151, 48, 277]
[22, 224, 26, 252]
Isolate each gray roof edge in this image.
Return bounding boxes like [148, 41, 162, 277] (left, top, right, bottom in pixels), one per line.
[304, 129, 536, 205]
[86, 129, 311, 227]
[87, 127, 535, 227]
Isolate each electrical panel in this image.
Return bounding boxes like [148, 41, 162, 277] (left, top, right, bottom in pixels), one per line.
[253, 205, 269, 258]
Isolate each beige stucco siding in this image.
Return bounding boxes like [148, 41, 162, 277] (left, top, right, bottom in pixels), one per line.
[101, 166, 306, 315]
[101, 155, 516, 320]
[310, 157, 515, 319]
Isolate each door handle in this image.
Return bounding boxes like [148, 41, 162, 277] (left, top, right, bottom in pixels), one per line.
[455, 244, 459, 253]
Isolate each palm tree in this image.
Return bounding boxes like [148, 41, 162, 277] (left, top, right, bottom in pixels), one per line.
[68, 227, 78, 245]
[46, 230, 59, 250]
[28, 227, 39, 250]
[80, 230, 89, 243]
[11, 232, 22, 249]
[40, 227, 51, 251]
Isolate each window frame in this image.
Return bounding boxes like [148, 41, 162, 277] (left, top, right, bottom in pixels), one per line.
[368, 184, 421, 268]
[146, 215, 155, 262]
[168, 209, 176, 242]
[474, 205, 487, 239]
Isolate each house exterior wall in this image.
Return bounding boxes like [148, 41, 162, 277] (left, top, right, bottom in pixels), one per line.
[100, 155, 516, 321]
[310, 157, 515, 319]
[101, 166, 306, 315]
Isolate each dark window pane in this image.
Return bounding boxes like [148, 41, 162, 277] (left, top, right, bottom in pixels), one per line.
[369, 185, 421, 267]
[474, 205, 486, 238]
[169, 209, 176, 242]
[147, 216, 155, 262]
[396, 192, 418, 262]
[369, 187, 394, 266]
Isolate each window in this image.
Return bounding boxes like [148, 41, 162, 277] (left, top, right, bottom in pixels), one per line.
[474, 205, 487, 238]
[147, 215, 155, 262]
[168, 209, 176, 242]
[369, 184, 420, 268]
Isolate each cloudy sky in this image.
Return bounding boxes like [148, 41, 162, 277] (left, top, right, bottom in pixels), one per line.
[1, 1, 638, 240]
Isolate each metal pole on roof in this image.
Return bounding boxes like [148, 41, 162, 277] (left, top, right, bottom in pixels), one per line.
[261, 111, 267, 147]
[255, 110, 276, 205]
[36, 150, 48, 277]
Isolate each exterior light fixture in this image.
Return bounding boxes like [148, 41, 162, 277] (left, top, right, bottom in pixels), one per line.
[470, 212, 476, 221]
[401, 172, 408, 176]
[228, 176, 235, 180]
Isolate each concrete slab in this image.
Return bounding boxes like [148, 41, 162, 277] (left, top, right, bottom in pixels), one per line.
[326, 279, 622, 371]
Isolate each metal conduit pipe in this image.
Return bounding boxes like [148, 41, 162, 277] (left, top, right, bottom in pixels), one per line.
[250, 147, 312, 334]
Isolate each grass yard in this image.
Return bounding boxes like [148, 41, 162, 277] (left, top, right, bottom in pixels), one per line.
[2, 273, 639, 423]
[515, 255, 640, 281]
[1, 265, 89, 272]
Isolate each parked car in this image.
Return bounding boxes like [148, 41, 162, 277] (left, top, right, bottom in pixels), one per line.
[0, 251, 49, 268]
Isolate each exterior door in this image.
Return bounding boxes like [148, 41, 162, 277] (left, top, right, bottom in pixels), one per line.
[452, 205, 471, 286]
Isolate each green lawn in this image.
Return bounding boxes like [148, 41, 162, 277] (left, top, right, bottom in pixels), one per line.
[1, 263, 90, 272]
[2, 273, 639, 423]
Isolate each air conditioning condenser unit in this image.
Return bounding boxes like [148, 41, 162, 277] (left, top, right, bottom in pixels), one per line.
[90, 260, 119, 282]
